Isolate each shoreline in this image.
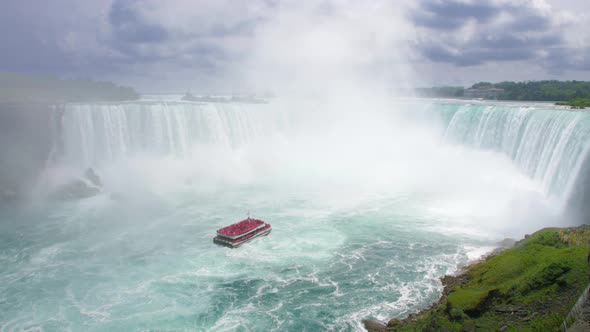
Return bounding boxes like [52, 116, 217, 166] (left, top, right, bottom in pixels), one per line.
[396, 245, 510, 323]
[363, 227, 590, 331]
[362, 243, 511, 331]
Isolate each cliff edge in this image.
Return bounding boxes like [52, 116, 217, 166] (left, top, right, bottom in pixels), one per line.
[365, 226, 590, 331]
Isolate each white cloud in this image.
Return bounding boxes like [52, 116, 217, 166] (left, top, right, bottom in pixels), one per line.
[1, 0, 589, 89]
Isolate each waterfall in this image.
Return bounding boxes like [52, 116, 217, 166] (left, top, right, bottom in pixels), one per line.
[60, 101, 283, 165]
[57, 100, 590, 201]
[439, 103, 590, 198]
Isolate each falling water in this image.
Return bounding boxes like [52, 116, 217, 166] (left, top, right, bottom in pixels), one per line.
[2, 99, 588, 331]
[60, 100, 590, 202]
[60, 102, 285, 165]
[439, 103, 590, 199]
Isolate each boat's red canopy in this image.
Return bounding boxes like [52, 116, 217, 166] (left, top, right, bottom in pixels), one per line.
[217, 218, 265, 237]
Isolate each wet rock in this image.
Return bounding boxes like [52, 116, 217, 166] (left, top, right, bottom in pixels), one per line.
[52, 179, 100, 200]
[362, 319, 387, 332]
[181, 92, 196, 101]
[84, 168, 102, 187]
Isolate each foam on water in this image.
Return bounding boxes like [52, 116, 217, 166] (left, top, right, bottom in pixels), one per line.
[0, 188, 501, 331]
[2, 99, 589, 330]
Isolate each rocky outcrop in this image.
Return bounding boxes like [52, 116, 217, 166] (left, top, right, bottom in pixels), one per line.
[84, 168, 102, 188]
[362, 319, 388, 332]
[565, 288, 590, 331]
[50, 168, 103, 201]
[51, 179, 100, 200]
[564, 249, 590, 331]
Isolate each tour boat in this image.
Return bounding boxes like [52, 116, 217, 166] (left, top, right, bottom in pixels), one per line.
[214, 217, 272, 248]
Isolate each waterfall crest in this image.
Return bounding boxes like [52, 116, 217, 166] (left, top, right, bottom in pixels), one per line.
[440, 103, 590, 197]
[58, 100, 590, 200]
[60, 102, 282, 165]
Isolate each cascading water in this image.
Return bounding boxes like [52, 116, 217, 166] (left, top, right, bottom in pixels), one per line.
[59, 100, 590, 205]
[60, 102, 285, 165]
[438, 102, 590, 200]
[2, 98, 588, 331]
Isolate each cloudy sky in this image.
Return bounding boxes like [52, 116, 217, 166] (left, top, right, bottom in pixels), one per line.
[0, 0, 588, 92]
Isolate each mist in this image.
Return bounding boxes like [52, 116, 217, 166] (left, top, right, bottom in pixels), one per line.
[29, 0, 568, 239]
[235, 1, 416, 96]
[2, 1, 590, 331]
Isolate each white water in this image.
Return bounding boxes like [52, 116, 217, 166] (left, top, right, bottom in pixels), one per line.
[2, 98, 588, 331]
[57, 99, 590, 209]
[439, 102, 590, 200]
[60, 102, 286, 164]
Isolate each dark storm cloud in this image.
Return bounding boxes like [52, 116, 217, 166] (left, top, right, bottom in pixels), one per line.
[0, 0, 587, 85]
[510, 12, 551, 32]
[103, 0, 263, 73]
[420, 45, 461, 64]
[415, 0, 553, 32]
[109, 0, 169, 44]
[0, 0, 151, 77]
[412, 0, 576, 71]
[0, 0, 255, 79]
[544, 47, 590, 74]
[422, 41, 537, 67]
[413, 0, 498, 30]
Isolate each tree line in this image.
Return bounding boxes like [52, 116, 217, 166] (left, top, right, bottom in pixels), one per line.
[0, 72, 139, 103]
[416, 80, 590, 102]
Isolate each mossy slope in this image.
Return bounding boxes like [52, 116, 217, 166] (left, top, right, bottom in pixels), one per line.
[390, 227, 590, 332]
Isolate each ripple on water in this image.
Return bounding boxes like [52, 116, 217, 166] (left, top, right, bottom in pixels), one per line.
[0, 190, 501, 331]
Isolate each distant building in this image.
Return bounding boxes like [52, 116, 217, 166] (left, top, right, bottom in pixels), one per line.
[464, 87, 505, 99]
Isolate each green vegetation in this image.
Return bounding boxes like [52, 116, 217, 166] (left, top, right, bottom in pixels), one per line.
[388, 227, 590, 332]
[416, 80, 590, 102]
[0, 72, 139, 102]
[556, 98, 590, 109]
[415, 86, 464, 98]
[494, 81, 590, 101]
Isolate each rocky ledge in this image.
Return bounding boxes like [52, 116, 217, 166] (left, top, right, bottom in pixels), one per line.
[364, 226, 590, 331]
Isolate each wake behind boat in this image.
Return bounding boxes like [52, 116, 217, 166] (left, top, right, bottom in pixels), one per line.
[214, 217, 272, 248]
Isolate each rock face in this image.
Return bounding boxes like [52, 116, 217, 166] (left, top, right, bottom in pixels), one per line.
[564, 249, 590, 331]
[362, 319, 387, 332]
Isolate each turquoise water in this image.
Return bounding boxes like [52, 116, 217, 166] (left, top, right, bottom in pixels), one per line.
[0, 188, 492, 331]
[437, 102, 590, 198]
[1, 99, 588, 331]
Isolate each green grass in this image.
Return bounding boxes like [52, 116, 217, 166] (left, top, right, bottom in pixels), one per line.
[389, 227, 590, 332]
[556, 98, 590, 108]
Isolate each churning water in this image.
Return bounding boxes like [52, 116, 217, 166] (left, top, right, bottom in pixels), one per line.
[1, 98, 589, 331]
